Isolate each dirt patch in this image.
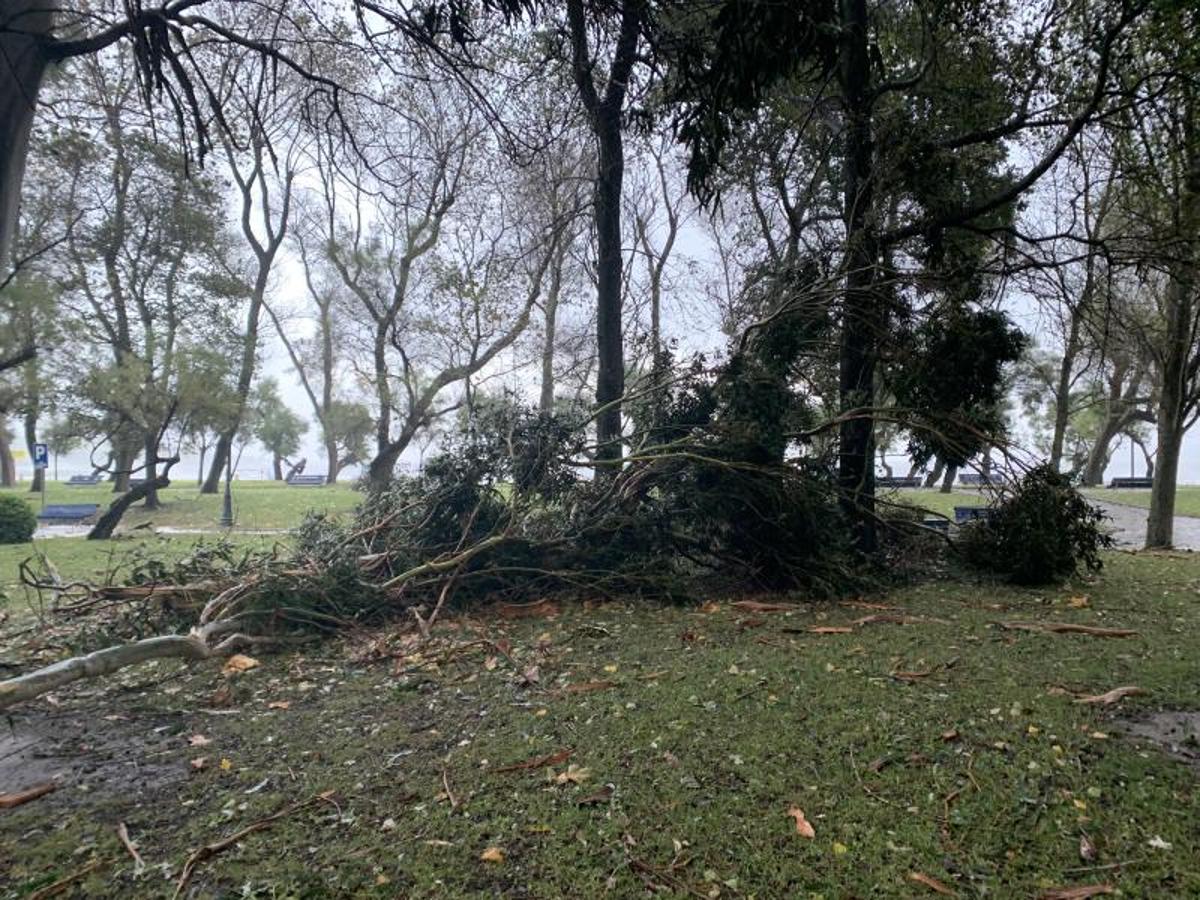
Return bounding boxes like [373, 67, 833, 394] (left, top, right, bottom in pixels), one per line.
[1114, 710, 1200, 771]
[0, 706, 187, 804]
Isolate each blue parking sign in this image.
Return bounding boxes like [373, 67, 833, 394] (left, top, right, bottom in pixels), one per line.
[33, 443, 48, 469]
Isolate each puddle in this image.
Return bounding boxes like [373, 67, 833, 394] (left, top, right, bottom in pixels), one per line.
[1115, 711, 1200, 771]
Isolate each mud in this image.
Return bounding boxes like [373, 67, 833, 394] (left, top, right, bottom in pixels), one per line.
[1114, 710, 1200, 771]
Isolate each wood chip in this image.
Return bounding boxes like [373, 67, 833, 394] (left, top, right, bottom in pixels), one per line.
[908, 871, 956, 895]
[0, 781, 56, 809]
[1074, 686, 1144, 705]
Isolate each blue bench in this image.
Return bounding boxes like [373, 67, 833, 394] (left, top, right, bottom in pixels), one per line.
[37, 503, 100, 522]
[878, 476, 922, 488]
[287, 475, 327, 486]
[66, 474, 104, 486]
[959, 472, 997, 486]
[1109, 477, 1153, 489]
[954, 506, 995, 524]
[922, 518, 950, 533]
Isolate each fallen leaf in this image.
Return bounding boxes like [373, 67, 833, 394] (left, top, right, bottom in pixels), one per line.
[219, 758, 233, 772]
[732, 600, 799, 613]
[517, 665, 540, 686]
[941, 729, 960, 742]
[563, 680, 617, 694]
[699, 601, 721, 614]
[808, 626, 853, 634]
[908, 871, 956, 895]
[209, 684, 234, 707]
[841, 600, 898, 610]
[554, 764, 590, 785]
[832, 841, 848, 855]
[267, 700, 291, 710]
[480, 847, 505, 863]
[0, 782, 56, 809]
[222, 654, 260, 674]
[483, 656, 499, 671]
[1074, 686, 1144, 705]
[787, 807, 815, 839]
[496, 749, 571, 772]
[1039, 885, 1115, 899]
[602, 664, 618, 673]
[188, 734, 212, 747]
[892, 669, 934, 680]
[190, 757, 208, 771]
[577, 784, 614, 805]
[1079, 834, 1097, 862]
[1067, 595, 1090, 608]
[1148, 835, 1172, 850]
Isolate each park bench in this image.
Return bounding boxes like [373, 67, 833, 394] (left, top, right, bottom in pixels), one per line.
[287, 474, 327, 486]
[877, 475, 922, 488]
[36, 503, 100, 522]
[954, 505, 995, 524]
[1108, 476, 1153, 489]
[958, 472, 997, 486]
[66, 473, 104, 486]
[922, 518, 950, 533]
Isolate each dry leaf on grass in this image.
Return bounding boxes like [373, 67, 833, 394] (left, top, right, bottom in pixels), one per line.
[1074, 686, 1144, 705]
[188, 734, 212, 747]
[496, 749, 572, 772]
[553, 764, 590, 785]
[577, 784, 614, 805]
[1067, 595, 1090, 608]
[808, 626, 853, 635]
[786, 807, 815, 839]
[1079, 834, 1097, 862]
[908, 871, 956, 895]
[0, 782, 56, 809]
[267, 700, 291, 710]
[480, 847, 505, 863]
[699, 601, 722, 614]
[222, 654, 260, 674]
[190, 757, 208, 771]
[1039, 885, 1115, 899]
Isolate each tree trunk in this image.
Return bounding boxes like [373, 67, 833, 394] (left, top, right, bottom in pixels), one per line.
[23, 409, 42, 493]
[273, 453, 283, 481]
[366, 443, 402, 492]
[201, 432, 232, 494]
[111, 439, 135, 493]
[0, 424, 16, 486]
[0, 2, 50, 268]
[1146, 413, 1182, 548]
[197, 442, 207, 486]
[539, 245, 566, 414]
[326, 440, 342, 485]
[836, 0, 879, 552]
[142, 433, 160, 509]
[923, 458, 945, 488]
[88, 460, 176, 539]
[1048, 318, 1081, 471]
[878, 449, 893, 479]
[593, 106, 625, 469]
[940, 464, 958, 494]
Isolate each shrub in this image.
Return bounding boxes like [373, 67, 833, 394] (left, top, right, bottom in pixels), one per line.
[959, 465, 1111, 584]
[0, 494, 36, 544]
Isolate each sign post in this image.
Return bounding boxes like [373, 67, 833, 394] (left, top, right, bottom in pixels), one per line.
[33, 442, 49, 511]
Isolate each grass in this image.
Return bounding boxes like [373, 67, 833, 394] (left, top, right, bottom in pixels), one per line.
[1085, 486, 1200, 517]
[0, 479, 361, 532]
[2, 551, 1198, 897]
[881, 487, 986, 518]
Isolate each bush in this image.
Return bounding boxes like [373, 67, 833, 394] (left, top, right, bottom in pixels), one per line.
[0, 494, 36, 544]
[959, 465, 1111, 584]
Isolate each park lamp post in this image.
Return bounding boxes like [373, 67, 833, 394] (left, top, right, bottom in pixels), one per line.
[219, 452, 234, 528]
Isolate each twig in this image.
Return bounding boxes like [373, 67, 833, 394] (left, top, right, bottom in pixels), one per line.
[115, 821, 146, 872]
[172, 791, 328, 899]
[27, 858, 110, 900]
[441, 768, 458, 809]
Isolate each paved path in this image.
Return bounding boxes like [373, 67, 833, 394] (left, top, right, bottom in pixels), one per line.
[1089, 499, 1200, 551]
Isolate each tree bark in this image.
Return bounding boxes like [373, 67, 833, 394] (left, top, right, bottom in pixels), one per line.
[940, 464, 958, 494]
[923, 457, 945, 488]
[0, 423, 16, 486]
[88, 459, 176, 539]
[273, 453, 283, 481]
[23, 408, 42, 493]
[836, 0, 879, 552]
[1048, 316, 1081, 471]
[142, 433, 160, 509]
[0, 2, 50, 268]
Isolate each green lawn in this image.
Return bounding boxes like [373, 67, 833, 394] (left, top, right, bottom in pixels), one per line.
[880, 487, 986, 518]
[3, 552, 1198, 897]
[1085, 485, 1200, 517]
[1, 479, 361, 532]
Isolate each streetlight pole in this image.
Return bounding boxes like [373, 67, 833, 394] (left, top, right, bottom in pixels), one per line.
[219, 450, 234, 528]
